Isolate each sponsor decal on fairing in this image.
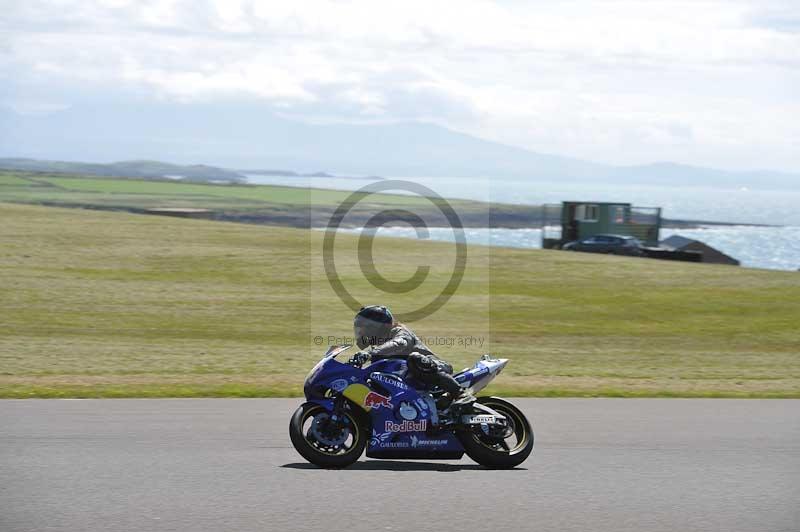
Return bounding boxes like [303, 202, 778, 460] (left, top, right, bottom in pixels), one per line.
[472, 366, 489, 378]
[380, 441, 410, 448]
[385, 419, 427, 432]
[463, 414, 496, 424]
[370, 430, 410, 448]
[410, 435, 449, 448]
[370, 430, 390, 446]
[370, 373, 409, 390]
[398, 401, 418, 421]
[364, 391, 393, 409]
[414, 397, 430, 418]
[329, 378, 348, 392]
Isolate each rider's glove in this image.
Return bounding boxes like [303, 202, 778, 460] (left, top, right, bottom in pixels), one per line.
[353, 349, 372, 365]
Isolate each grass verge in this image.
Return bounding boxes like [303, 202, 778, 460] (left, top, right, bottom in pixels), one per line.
[1, 202, 799, 398]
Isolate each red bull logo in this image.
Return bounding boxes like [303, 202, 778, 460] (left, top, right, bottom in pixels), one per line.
[385, 419, 427, 432]
[364, 391, 393, 410]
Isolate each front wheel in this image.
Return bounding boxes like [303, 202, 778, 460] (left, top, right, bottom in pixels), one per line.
[289, 402, 367, 468]
[457, 397, 534, 469]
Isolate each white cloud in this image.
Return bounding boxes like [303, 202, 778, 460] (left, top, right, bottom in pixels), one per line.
[3, 0, 800, 171]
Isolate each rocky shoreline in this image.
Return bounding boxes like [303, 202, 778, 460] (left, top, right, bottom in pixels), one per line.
[30, 200, 772, 231]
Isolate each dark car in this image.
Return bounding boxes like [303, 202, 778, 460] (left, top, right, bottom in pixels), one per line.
[562, 234, 644, 256]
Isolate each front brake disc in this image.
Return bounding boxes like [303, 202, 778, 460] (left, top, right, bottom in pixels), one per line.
[309, 413, 350, 446]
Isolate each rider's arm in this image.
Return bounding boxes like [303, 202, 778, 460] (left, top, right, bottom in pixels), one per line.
[368, 328, 415, 359]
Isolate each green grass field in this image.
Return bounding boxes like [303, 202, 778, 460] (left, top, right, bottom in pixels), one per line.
[1, 202, 799, 398]
[0, 170, 465, 210]
[0, 170, 531, 229]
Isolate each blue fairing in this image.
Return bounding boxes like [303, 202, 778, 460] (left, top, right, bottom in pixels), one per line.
[303, 347, 465, 459]
[366, 358, 408, 375]
[305, 398, 335, 412]
[303, 349, 367, 402]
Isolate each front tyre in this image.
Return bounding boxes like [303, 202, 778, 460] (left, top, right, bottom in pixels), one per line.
[289, 402, 367, 468]
[457, 397, 534, 469]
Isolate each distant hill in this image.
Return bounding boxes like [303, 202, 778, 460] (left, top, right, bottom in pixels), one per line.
[2, 101, 797, 189]
[235, 168, 374, 179]
[610, 162, 799, 189]
[0, 158, 245, 182]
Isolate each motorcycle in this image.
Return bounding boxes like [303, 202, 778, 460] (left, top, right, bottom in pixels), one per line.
[289, 345, 533, 468]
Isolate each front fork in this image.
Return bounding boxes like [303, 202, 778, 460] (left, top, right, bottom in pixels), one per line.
[306, 396, 361, 432]
[330, 395, 349, 425]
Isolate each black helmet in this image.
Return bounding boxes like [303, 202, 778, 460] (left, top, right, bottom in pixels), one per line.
[354, 305, 394, 349]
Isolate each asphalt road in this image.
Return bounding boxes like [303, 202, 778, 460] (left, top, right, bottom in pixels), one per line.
[1, 399, 798, 532]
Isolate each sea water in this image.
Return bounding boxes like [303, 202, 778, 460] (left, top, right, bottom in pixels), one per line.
[246, 174, 800, 270]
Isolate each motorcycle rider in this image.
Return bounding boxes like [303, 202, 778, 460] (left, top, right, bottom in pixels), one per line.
[351, 305, 472, 407]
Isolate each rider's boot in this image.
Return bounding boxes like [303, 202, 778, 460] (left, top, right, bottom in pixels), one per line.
[450, 388, 476, 407]
[434, 393, 451, 412]
[428, 373, 473, 422]
[437, 388, 475, 420]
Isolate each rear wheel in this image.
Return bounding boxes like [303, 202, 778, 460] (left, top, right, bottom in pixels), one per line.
[457, 397, 533, 469]
[289, 402, 367, 468]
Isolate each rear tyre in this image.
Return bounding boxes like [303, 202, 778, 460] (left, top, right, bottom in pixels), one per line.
[289, 402, 367, 468]
[457, 396, 533, 469]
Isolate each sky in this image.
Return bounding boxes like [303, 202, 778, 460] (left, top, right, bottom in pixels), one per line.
[2, 0, 800, 172]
